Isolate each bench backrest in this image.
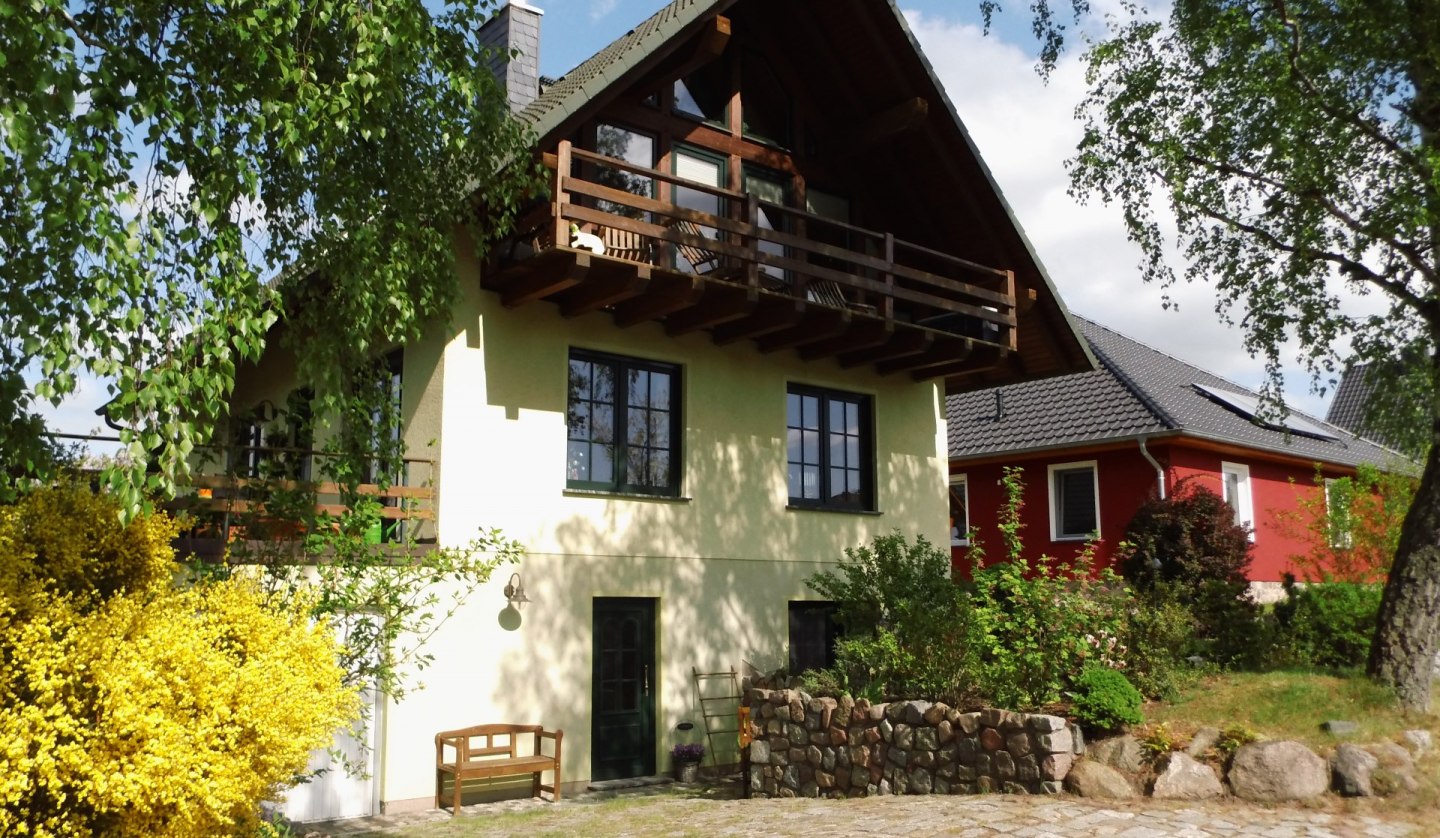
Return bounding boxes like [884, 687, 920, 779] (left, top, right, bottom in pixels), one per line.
[435, 724, 545, 766]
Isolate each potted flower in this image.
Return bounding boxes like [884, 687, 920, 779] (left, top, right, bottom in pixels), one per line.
[671, 743, 704, 783]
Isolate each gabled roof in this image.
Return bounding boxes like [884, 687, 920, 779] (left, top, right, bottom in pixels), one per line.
[948, 317, 1401, 469]
[1325, 362, 1374, 435]
[510, 0, 1094, 387]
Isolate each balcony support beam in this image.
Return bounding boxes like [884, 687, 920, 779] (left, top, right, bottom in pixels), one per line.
[797, 320, 896, 361]
[838, 330, 933, 368]
[558, 264, 650, 318]
[502, 250, 590, 308]
[712, 297, 805, 345]
[755, 309, 850, 354]
[612, 274, 706, 327]
[664, 287, 757, 336]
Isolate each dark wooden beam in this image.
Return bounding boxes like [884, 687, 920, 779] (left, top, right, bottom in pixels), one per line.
[876, 340, 973, 376]
[611, 274, 705, 327]
[664, 287, 757, 336]
[838, 329, 932, 368]
[831, 98, 929, 161]
[501, 251, 590, 308]
[755, 309, 851, 354]
[644, 16, 731, 91]
[557, 264, 650, 318]
[797, 319, 896, 361]
[712, 298, 805, 346]
[935, 359, 1007, 385]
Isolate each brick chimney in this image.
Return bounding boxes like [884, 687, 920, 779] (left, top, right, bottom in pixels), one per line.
[478, 1, 544, 113]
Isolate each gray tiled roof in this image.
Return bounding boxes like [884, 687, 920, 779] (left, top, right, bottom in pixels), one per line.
[948, 318, 1401, 469]
[1325, 363, 1373, 436]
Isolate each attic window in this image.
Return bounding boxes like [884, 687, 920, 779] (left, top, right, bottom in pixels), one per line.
[1192, 383, 1339, 441]
[674, 60, 728, 125]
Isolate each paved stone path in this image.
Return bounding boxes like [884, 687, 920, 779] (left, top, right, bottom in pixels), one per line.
[302, 783, 1422, 838]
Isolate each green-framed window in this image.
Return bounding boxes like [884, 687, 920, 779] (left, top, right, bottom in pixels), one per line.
[567, 350, 681, 496]
[786, 385, 874, 511]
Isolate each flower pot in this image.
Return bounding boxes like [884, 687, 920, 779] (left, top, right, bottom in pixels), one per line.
[673, 759, 700, 783]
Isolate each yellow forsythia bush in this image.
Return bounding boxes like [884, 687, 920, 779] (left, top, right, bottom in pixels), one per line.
[0, 486, 359, 837]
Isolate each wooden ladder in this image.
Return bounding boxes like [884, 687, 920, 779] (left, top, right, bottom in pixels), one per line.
[691, 666, 742, 770]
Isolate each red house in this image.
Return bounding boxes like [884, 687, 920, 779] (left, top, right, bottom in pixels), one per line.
[946, 317, 1401, 588]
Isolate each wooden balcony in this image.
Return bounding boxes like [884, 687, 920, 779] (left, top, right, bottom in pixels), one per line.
[167, 447, 437, 563]
[486, 141, 1019, 384]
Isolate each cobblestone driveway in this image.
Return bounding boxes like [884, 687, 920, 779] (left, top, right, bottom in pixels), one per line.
[306, 785, 1422, 838]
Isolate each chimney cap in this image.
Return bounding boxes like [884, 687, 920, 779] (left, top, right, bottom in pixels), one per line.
[509, 0, 544, 14]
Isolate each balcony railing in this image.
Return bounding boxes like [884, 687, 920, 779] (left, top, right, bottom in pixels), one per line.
[488, 141, 1018, 382]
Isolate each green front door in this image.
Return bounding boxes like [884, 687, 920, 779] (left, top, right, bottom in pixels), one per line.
[592, 598, 657, 780]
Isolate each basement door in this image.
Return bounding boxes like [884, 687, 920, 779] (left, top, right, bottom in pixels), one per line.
[592, 597, 657, 781]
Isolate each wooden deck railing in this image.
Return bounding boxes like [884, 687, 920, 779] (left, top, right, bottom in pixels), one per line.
[532, 140, 1017, 350]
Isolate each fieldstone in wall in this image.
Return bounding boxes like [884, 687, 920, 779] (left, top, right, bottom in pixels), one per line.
[1186, 727, 1221, 758]
[1088, 735, 1145, 774]
[1229, 741, 1329, 802]
[1064, 760, 1136, 799]
[1151, 752, 1223, 800]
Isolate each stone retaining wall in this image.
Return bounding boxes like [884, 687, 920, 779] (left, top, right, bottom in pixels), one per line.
[743, 687, 1081, 799]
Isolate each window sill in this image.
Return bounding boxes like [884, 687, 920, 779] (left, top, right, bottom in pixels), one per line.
[564, 489, 691, 503]
[1051, 535, 1096, 543]
[786, 505, 883, 517]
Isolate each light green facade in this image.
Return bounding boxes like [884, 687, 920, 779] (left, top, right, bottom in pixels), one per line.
[361, 242, 950, 809]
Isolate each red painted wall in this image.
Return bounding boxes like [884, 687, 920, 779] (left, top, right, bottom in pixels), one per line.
[952, 441, 1348, 582]
[1165, 446, 1340, 582]
[951, 446, 1163, 576]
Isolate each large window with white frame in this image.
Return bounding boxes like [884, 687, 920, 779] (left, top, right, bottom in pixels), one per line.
[1324, 476, 1353, 549]
[950, 475, 970, 546]
[1220, 461, 1255, 541]
[1047, 461, 1100, 541]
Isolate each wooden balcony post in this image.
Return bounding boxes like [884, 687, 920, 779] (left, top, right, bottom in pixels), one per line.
[883, 232, 895, 322]
[1004, 269, 1017, 351]
[745, 193, 760, 291]
[553, 140, 572, 250]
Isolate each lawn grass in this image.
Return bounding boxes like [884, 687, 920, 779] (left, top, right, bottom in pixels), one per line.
[1144, 669, 1438, 751]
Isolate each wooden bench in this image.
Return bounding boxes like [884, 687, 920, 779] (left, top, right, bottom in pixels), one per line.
[434, 724, 563, 814]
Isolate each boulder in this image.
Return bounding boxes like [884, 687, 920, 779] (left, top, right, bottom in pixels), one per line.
[1364, 741, 1419, 795]
[1088, 735, 1145, 774]
[1150, 752, 1223, 800]
[1229, 741, 1329, 802]
[1402, 729, 1433, 755]
[1185, 727, 1221, 758]
[1322, 719, 1359, 737]
[1331, 743, 1378, 797]
[1063, 760, 1136, 799]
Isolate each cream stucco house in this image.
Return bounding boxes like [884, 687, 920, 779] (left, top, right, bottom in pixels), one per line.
[223, 0, 1091, 818]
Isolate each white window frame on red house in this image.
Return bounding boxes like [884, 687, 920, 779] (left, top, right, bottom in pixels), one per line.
[1047, 460, 1100, 542]
[1220, 461, 1255, 541]
[1324, 477, 1354, 549]
[950, 474, 969, 546]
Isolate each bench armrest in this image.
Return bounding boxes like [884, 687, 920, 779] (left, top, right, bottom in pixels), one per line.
[536, 728, 563, 760]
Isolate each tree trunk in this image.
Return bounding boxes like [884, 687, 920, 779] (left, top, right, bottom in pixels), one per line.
[1367, 377, 1440, 711]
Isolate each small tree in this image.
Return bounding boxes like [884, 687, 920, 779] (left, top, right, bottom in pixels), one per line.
[1274, 465, 1417, 584]
[0, 486, 358, 837]
[1119, 480, 1256, 664]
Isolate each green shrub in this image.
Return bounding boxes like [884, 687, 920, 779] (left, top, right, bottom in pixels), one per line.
[1068, 665, 1144, 732]
[1119, 482, 1258, 664]
[806, 532, 977, 702]
[1121, 585, 1198, 698]
[963, 468, 1133, 709]
[1273, 577, 1383, 669]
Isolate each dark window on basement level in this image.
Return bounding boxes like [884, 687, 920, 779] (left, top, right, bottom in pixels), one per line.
[789, 601, 840, 674]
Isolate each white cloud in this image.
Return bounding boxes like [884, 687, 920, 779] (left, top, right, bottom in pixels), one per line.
[904, 8, 1381, 419]
[589, 0, 618, 22]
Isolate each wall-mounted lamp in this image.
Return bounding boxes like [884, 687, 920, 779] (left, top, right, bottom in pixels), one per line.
[503, 572, 530, 606]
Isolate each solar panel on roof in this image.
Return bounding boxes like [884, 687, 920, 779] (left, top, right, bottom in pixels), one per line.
[1192, 383, 1340, 441]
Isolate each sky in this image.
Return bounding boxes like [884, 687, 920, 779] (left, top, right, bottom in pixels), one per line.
[35, 0, 1367, 438]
